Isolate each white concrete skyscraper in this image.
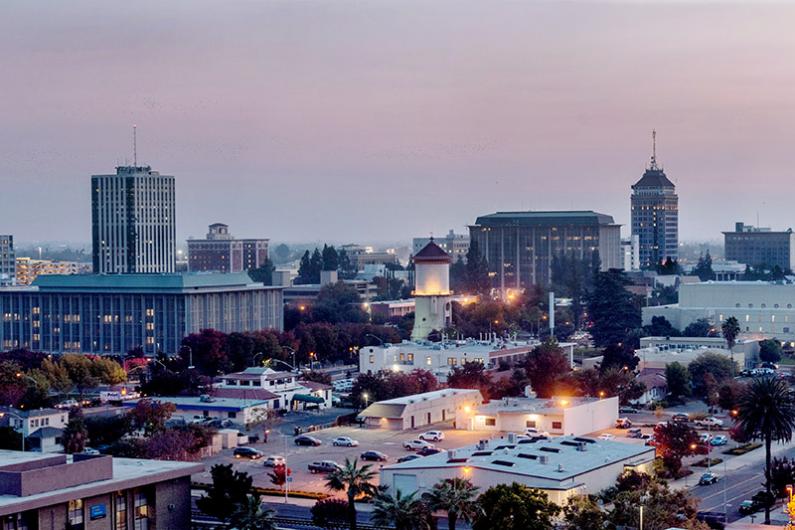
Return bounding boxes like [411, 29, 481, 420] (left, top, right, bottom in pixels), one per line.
[91, 165, 176, 274]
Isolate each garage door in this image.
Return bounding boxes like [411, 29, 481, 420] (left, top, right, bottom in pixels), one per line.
[392, 474, 418, 495]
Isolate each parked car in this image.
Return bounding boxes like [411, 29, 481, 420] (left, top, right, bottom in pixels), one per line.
[696, 417, 724, 429]
[710, 435, 729, 446]
[419, 431, 445, 442]
[233, 447, 264, 460]
[332, 436, 359, 447]
[626, 428, 643, 439]
[760, 362, 779, 370]
[417, 447, 442, 457]
[698, 433, 712, 444]
[360, 450, 388, 462]
[294, 435, 322, 447]
[397, 454, 421, 463]
[403, 439, 434, 451]
[81, 447, 100, 455]
[698, 472, 719, 486]
[671, 412, 690, 423]
[738, 492, 775, 515]
[598, 433, 615, 441]
[525, 427, 550, 437]
[619, 406, 639, 414]
[308, 460, 342, 474]
[615, 418, 632, 429]
[645, 437, 657, 447]
[263, 455, 285, 467]
[56, 399, 79, 410]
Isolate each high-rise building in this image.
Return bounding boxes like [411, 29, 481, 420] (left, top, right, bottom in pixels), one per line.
[413, 229, 470, 263]
[0, 235, 14, 286]
[724, 222, 795, 271]
[469, 211, 622, 292]
[91, 165, 176, 274]
[187, 223, 270, 273]
[631, 131, 678, 268]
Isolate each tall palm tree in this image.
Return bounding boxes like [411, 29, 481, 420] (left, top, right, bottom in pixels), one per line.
[737, 376, 795, 524]
[371, 490, 430, 530]
[227, 495, 276, 530]
[427, 478, 481, 530]
[325, 458, 377, 530]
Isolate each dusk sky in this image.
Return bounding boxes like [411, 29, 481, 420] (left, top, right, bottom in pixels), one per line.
[2, 1, 795, 246]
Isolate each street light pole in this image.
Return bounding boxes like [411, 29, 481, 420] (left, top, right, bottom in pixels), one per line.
[253, 352, 264, 367]
[282, 347, 298, 371]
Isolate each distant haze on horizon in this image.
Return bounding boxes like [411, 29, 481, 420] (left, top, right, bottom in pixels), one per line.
[2, 1, 794, 245]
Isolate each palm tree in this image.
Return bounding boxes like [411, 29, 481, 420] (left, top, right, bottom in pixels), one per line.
[428, 478, 481, 530]
[372, 490, 430, 530]
[737, 376, 795, 524]
[325, 458, 377, 530]
[722, 316, 740, 374]
[227, 495, 276, 530]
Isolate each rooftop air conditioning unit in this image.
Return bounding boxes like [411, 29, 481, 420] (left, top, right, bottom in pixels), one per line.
[539, 455, 549, 465]
[507, 433, 516, 444]
[557, 464, 565, 472]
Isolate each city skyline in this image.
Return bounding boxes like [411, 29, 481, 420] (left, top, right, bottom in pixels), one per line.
[3, 1, 795, 244]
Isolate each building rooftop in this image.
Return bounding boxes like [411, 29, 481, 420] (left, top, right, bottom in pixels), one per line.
[382, 435, 654, 486]
[474, 396, 602, 416]
[0, 451, 201, 516]
[377, 388, 481, 406]
[413, 240, 452, 263]
[124, 396, 270, 412]
[0, 407, 65, 419]
[632, 167, 675, 189]
[27, 272, 280, 293]
[473, 211, 617, 227]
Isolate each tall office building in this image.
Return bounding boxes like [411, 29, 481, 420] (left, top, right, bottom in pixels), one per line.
[469, 211, 622, 292]
[0, 235, 14, 286]
[91, 165, 176, 274]
[724, 222, 795, 271]
[631, 131, 678, 268]
[188, 223, 270, 273]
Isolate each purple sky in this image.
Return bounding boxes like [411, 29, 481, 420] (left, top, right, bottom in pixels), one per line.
[2, 1, 795, 245]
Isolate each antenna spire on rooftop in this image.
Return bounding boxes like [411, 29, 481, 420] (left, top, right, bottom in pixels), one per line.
[649, 129, 658, 169]
[133, 124, 137, 166]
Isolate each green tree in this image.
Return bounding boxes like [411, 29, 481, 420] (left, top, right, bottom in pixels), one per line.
[312, 283, 368, 324]
[249, 259, 275, 286]
[718, 379, 744, 411]
[446, 362, 490, 395]
[227, 495, 276, 530]
[524, 339, 572, 398]
[311, 499, 350, 529]
[325, 458, 377, 530]
[62, 411, 88, 454]
[297, 250, 313, 284]
[464, 240, 490, 295]
[586, 269, 641, 348]
[40, 358, 72, 394]
[60, 354, 99, 398]
[427, 478, 480, 530]
[473, 483, 559, 530]
[683, 318, 714, 337]
[643, 316, 680, 337]
[309, 248, 323, 281]
[371, 490, 430, 530]
[562, 494, 605, 530]
[692, 251, 715, 281]
[0, 427, 22, 451]
[665, 362, 691, 400]
[736, 377, 795, 524]
[609, 479, 705, 530]
[321, 244, 339, 271]
[197, 464, 254, 522]
[90, 357, 127, 385]
[759, 339, 783, 364]
[688, 352, 735, 398]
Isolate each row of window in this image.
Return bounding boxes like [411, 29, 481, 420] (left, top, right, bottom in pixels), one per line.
[67, 490, 149, 530]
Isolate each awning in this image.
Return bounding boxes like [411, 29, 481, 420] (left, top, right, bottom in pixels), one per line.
[291, 394, 325, 404]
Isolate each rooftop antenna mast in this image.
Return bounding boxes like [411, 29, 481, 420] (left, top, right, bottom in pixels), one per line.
[650, 129, 658, 169]
[133, 124, 137, 167]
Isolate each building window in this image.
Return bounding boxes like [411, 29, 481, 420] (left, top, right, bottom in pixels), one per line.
[552, 421, 562, 430]
[447, 357, 457, 366]
[68, 499, 84, 528]
[115, 492, 128, 530]
[399, 353, 405, 361]
[426, 356, 432, 366]
[526, 420, 536, 428]
[484, 418, 496, 427]
[369, 355, 374, 364]
[228, 412, 237, 419]
[133, 491, 150, 530]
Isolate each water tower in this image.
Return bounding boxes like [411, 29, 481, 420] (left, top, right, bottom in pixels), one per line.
[411, 239, 453, 341]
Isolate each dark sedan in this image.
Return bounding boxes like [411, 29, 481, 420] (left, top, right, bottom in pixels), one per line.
[360, 450, 388, 462]
[294, 435, 322, 447]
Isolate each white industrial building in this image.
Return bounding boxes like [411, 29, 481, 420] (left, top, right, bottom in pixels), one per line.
[635, 336, 757, 370]
[360, 339, 575, 382]
[380, 435, 655, 506]
[358, 389, 483, 430]
[457, 396, 619, 436]
[643, 281, 795, 339]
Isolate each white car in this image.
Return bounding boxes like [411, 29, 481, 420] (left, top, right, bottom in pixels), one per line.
[263, 455, 286, 467]
[332, 436, 359, 447]
[598, 433, 615, 441]
[419, 431, 445, 442]
[525, 428, 550, 438]
[403, 439, 434, 451]
[696, 417, 724, 428]
[698, 433, 712, 444]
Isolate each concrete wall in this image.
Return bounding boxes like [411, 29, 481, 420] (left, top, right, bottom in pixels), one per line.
[155, 476, 192, 530]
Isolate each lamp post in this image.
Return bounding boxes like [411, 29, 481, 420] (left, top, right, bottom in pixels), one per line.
[362, 392, 369, 411]
[282, 347, 298, 372]
[252, 352, 265, 367]
[182, 346, 194, 369]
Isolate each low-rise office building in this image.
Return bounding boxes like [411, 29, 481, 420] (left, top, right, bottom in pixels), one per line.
[187, 223, 270, 273]
[359, 339, 574, 382]
[634, 336, 757, 370]
[457, 396, 619, 436]
[0, 450, 201, 529]
[124, 395, 273, 428]
[642, 281, 795, 339]
[358, 389, 483, 430]
[14, 258, 91, 286]
[724, 222, 795, 271]
[217, 367, 332, 410]
[380, 435, 654, 505]
[0, 272, 283, 355]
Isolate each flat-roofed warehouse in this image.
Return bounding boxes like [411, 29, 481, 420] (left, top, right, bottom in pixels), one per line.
[380, 435, 655, 506]
[357, 389, 483, 430]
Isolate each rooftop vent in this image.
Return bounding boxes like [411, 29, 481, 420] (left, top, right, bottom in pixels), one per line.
[557, 464, 565, 472]
[540, 447, 560, 453]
